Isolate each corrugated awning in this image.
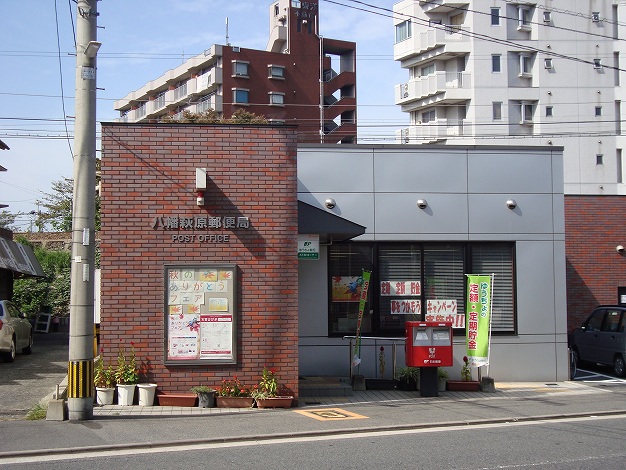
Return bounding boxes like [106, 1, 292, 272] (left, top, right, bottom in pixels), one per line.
[0, 238, 46, 277]
[298, 200, 366, 243]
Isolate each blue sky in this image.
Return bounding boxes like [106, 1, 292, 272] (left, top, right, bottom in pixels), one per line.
[0, 0, 406, 229]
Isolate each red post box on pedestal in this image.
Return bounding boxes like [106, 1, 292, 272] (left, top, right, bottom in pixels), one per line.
[405, 321, 453, 397]
[405, 321, 453, 367]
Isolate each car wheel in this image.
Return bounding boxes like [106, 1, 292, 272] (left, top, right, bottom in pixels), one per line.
[1, 337, 16, 363]
[22, 333, 33, 355]
[572, 348, 583, 367]
[614, 355, 626, 378]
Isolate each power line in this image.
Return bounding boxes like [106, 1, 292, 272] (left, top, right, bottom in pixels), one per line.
[54, 0, 73, 159]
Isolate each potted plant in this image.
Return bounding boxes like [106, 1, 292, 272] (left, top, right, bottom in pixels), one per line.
[216, 375, 254, 408]
[395, 366, 419, 391]
[94, 349, 116, 405]
[437, 367, 449, 392]
[251, 366, 293, 408]
[115, 342, 139, 405]
[447, 356, 481, 391]
[190, 385, 217, 408]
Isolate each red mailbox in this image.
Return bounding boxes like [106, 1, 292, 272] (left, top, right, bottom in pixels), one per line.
[405, 321, 453, 367]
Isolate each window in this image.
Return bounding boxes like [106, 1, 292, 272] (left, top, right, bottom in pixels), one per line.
[268, 65, 285, 79]
[153, 92, 165, 110]
[395, 20, 412, 43]
[269, 92, 284, 105]
[518, 6, 531, 30]
[595, 106, 602, 116]
[546, 106, 553, 117]
[520, 101, 534, 123]
[233, 88, 249, 104]
[493, 102, 502, 120]
[492, 54, 501, 73]
[174, 81, 187, 100]
[618, 149, 623, 184]
[519, 54, 532, 76]
[135, 102, 146, 119]
[233, 61, 249, 77]
[196, 94, 214, 113]
[594, 58, 602, 69]
[421, 108, 436, 123]
[544, 58, 553, 69]
[292, 1, 301, 8]
[491, 8, 500, 26]
[597, 154, 604, 165]
[328, 242, 516, 336]
[543, 11, 552, 23]
[420, 63, 435, 77]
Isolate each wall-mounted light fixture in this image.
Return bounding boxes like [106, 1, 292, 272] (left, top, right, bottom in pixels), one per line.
[506, 199, 517, 209]
[195, 168, 207, 206]
[616, 245, 625, 253]
[325, 198, 336, 209]
[417, 199, 428, 209]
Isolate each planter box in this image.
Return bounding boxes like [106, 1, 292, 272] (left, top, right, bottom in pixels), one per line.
[446, 380, 481, 391]
[157, 393, 197, 407]
[396, 379, 418, 391]
[216, 396, 255, 408]
[365, 379, 397, 390]
[255, 396, 293, 409]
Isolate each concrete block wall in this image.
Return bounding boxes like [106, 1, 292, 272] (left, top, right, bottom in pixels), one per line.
[99, 123, 299, 396]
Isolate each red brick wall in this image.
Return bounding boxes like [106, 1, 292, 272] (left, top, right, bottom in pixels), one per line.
[565, 195, 626, 333]
[99, 123, 299, 396]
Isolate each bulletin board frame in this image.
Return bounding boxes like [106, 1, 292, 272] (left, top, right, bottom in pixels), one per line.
[164, 264, 238, 365]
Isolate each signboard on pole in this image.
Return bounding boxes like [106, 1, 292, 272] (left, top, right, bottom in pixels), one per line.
[465, 274, 492, 367]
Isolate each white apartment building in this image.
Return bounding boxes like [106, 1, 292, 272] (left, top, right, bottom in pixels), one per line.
[393, 0, 626, 195]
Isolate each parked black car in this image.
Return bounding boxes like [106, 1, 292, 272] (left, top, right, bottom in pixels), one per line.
[570, 305, 626, 377]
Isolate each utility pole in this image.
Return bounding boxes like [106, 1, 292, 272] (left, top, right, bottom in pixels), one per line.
[68, 0, 99, 420]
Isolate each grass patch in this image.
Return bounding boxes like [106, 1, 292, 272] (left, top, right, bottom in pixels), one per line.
[26, 403, 48, 420]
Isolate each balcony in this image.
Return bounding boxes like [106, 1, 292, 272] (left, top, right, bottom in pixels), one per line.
[394, 26, 470, 63]
[395, 72, 471, 107]
[418, 0, 470, 13]
[397, 119, 472, 144]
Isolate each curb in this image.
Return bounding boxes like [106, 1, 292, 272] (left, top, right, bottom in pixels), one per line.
[1, 409, 626, 460]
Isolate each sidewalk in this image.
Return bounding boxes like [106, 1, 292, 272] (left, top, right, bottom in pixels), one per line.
[1, 379, 625, 459]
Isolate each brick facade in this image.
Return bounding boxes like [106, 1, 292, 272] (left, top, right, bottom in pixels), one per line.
[565, 195, 626, 333]
[100, 122, 299, 396]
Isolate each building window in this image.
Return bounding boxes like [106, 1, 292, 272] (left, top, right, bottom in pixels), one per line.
[546, 106, 553, 117]
[135, 102, 146, 119]
[519, 54, 532, 77]
[595, 106, 602, 116]
[592, 11, 600, 22]
[618, 149, 623, 183]
[153, 92, 166, 110]
[593, 58, 602, 69]
[395, 20, 412, 43]
[420, 63, 435, 77]
[268, 65, 285, 79]
[269, 92, 284, 105]
[491, 8, 500, 26]
[421, 108, 436, 123]
[328, 242, 515, 336]
[232, 61, 249, 77]
[544, 58, 553, 69]
[233, 88, 249, 104]
[518, 6, 532, 31]
[520, 101, 534, 123]
[543, 11, 552, 23]
[597, 154, 604, 165]
[196, 94, 214, 113]
[174, 81, 187, 100]
[492, 54, 501, 73]
[493, 102, 502, 120]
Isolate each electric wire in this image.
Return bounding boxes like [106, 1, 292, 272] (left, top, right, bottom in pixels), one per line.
[54, 0, 73, 159]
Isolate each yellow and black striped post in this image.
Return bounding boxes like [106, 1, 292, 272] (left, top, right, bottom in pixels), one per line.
[67, 360, 94, 399]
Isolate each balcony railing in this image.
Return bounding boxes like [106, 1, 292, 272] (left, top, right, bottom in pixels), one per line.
[394, 25, 470, 62]
[395, 71, 471, 104]
[397, 119, 472, 143]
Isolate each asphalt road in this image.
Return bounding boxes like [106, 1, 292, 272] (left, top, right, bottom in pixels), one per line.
[0, 330, 68, 420]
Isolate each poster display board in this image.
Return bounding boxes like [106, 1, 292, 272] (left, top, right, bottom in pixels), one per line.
[164, 264, 237, 365]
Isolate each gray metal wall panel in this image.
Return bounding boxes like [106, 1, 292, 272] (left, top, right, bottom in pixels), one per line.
[468, 194, 556, 234]
[296, 148, 374, 192]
